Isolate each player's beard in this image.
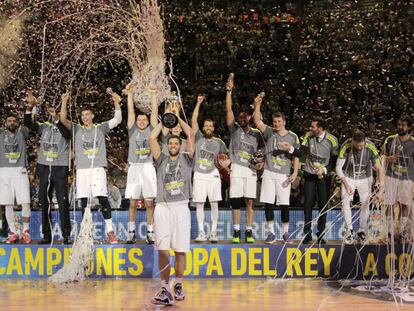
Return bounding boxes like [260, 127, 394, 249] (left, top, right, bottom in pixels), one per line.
[6, 124, 18, 133]
[397, 129, 408, 136]
[204, 131, 213, 138]
[169, 148, 180, 157]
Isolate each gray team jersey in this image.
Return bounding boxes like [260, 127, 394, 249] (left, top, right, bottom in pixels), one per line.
[383, 134, 414, 181]
[228, 121, 264, 168]
[302, 131, 339, 174]
[0, 127, 29, 168]
[161, 132, 186, 155]
[194, 130, 227, 174]
[74, 122, 110, 169]
[128, 124, 153, 164]
[263, 126, 300, 174]
[155, 153, 193, 203]
[338, 138, 380, 179]
[37, 122, 69, 166]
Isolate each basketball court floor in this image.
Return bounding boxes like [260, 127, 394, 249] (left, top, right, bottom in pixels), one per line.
[0, 278, 411, 310]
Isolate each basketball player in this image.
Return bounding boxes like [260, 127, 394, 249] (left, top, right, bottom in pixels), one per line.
[0, 100, 32, 244]
[24, 91, 72, 244]
[124, 83, 158, 244]
[225, 74, 265, 243]
[191, 94, 227, 243]
[253, 97, 301, 243]
[382, 115, 414, 242]
[149, 113, 194, 306]
[60, 90, 122, 244]
[301, 117, 338, 244]
[336, 130, 384, 244]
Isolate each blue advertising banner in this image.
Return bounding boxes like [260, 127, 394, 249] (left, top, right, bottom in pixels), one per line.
[0, 244, 410, 279]
[10, 209, 358, 241]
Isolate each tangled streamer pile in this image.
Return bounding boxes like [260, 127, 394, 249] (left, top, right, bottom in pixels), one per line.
[49, 207, 94, 283]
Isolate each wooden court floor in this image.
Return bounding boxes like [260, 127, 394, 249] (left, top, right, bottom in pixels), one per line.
[0, 278, 411, 311]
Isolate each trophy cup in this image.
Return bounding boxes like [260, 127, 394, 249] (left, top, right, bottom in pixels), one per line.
[162, 93, 179, 128]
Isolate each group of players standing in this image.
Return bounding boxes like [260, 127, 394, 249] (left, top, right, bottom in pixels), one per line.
[0, 75, 413, 304]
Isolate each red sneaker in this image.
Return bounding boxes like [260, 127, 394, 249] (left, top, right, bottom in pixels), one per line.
[107, 231, 118, 244]
[6, 232, 20, 244]
[22, 230, 32, 244]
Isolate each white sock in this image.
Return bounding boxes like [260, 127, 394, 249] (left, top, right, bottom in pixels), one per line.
[246, 226, 252, 231]
[175, 277, 183, 284]
[282, 222, 289, 235]
[104, 219, 114, 233]
[128, 221, 135, 232]
[267, 221, 275, 234]
[210, 202, 219, 232]
[147, 224, 154, 232]
[234, 224, 240, 231]
[161, 280, 171, 291]
[196, 203, 205, 233]
[5, 206, 16, 234]
[23, 222, 30, 231]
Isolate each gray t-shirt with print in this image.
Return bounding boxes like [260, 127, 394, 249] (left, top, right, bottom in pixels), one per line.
[228, 121, 264, 168]
[74, 122, 110, 169]
[302, 131, 339, 174]
[383, 134, 414, 181]
[37, 122, 70, 166]
[263, 126, 300, 175]
[155, 153, 193, 203]
[194, 130, 227, 174]
[0, 127, 29, 168]
[128, 124, 153, 164]
[338, 138, 380, 179]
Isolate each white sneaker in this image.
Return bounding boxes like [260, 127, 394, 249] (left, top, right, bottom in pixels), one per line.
[195, 231, 207, 242]
[209, 231, 218, 243]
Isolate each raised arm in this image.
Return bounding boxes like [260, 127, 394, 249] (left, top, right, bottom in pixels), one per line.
[177, 115, 195, 158]
[225, 73, 235, 127]
[124, 83, 135, 129]
[49, 107, 71, 139]
[23, 90, 39, 132]
[149, 87, 158, 128]
[107, 89, 122, 129]
[60, 92, 72, 130]
[191, 95, 205, 132]
[161, 102, 172, 136]
[150, 122, 163, 160]
[253, 94, 266, 133]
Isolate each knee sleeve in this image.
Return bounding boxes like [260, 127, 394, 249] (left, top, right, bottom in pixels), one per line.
[265, 203, 275, 222]
[280, 205, 289, 223]
[21, 203, 31, 218]
[230, 198, 243, 210]
[97, 196, 112, 219]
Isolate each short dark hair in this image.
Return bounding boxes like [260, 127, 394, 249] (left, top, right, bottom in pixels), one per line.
[399, 115, 412, 128]
[137, 112, 149, 121]
[272, 112, 286, 121]
[4, 112, 18, 121]
[81, 105, 94, 113]
[239, 106, 252, 116]
[352, 130, 365, 142]
[167, 134, 182, 145]
[204, 118, 215, 126]
[311, 117, 326, 130]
